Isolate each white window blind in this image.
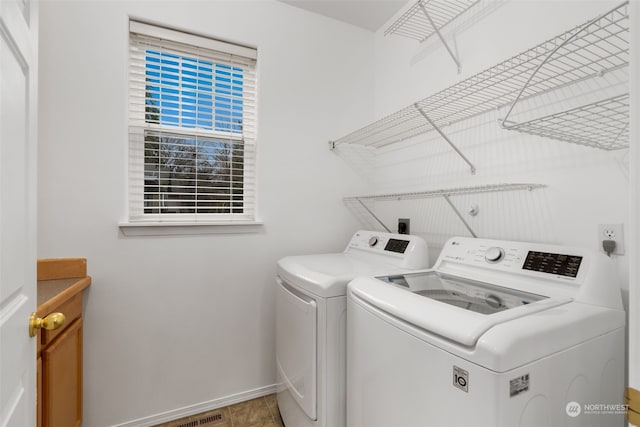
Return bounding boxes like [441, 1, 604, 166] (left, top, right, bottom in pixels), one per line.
[128, 21, 257, 223]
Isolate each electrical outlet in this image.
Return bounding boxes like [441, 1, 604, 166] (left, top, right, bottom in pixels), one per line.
[398, 218, 410, 235]
[597, 223, 625, 255]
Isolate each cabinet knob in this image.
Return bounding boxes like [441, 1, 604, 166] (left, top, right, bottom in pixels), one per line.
[29, 312, 66, 337]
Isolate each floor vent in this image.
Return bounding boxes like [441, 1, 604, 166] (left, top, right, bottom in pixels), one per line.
[198, 413, 224, 425]
[170, 411, 224, 427]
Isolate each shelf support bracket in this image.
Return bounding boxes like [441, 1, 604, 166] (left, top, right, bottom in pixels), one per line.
[356, 198, 392, 233]
[418, 1, 461, 73]
[442, 194, 477, 238]
[500, 7, 612, 128]
[414, 104, 476, 175]
[609, 121, 629, 149]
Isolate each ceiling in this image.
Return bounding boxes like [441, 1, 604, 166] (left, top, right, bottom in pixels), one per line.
[278, 0, 408, 32]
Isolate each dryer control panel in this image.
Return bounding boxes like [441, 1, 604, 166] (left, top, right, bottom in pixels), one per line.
[346, 230, 430, 270]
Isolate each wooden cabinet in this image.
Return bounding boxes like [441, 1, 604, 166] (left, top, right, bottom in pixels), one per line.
[42, 318, 83, 427]
[37, 259, 91, 427]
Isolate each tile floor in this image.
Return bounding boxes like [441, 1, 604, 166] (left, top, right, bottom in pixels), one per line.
[154, 394, 284, 427]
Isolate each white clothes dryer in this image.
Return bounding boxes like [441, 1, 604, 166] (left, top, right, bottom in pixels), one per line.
[347, 236, 625, 427]
[276, 230, 429, 427]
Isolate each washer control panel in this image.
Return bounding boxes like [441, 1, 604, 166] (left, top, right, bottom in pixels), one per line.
[435, 236, 622, 311]
[522, 251, 582, 278]
[440, 237, 587, 280]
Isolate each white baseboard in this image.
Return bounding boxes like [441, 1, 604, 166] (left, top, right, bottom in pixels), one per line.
[110, 384, 278, 427]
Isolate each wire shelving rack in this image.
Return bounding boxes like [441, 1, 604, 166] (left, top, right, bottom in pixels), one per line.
[330, 2, 630, 170]
[345, 183, 546, 237]
[504, 93, 629, 151]
[384, 0, 479, 72]
[385, 0, 478, 42]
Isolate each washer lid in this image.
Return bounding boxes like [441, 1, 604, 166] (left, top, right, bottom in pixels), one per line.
[383, 271, 547, 314]
[278, 253, 406, 298]
[348, 273, 572, 347]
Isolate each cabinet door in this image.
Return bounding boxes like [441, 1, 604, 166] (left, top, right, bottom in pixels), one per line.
[38, 355, 42, 427]
[43, 318, 83, 427]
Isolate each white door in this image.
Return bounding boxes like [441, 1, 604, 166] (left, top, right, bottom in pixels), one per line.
[0, 0, 38, 425]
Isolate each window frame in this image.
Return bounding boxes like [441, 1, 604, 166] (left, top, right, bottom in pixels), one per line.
[125, 21, 258, 229]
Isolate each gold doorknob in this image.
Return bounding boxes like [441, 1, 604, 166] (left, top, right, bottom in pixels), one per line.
[29, 312, 65, 337]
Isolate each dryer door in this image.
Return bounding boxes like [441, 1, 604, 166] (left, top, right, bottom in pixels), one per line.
[276, 277, 317, 420]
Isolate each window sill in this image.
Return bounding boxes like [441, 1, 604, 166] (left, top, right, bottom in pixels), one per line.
[118, 220, 264, 237]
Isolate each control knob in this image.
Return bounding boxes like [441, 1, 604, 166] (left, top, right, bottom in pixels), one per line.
[485, 247, 505, 263]
[368, 236, 379, 247]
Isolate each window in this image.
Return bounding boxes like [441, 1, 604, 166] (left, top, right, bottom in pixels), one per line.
[128, 21, 257, 223]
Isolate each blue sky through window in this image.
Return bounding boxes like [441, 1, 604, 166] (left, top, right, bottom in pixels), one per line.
[145, 50, 243, 133]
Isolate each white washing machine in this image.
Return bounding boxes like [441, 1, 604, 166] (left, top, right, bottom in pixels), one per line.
[347, 236, 625, 427]
[276, 230, 429, 427]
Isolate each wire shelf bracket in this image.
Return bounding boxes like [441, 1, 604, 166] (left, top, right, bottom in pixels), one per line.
[500, 1, 630, 149]
[356, 198, 392, 233]
[345, 183, 546, 238]
[442, 193, 476, 237]
[414, 103, 476, 174]
[418, 1, 460, 73]
[385, 0, 480, 73]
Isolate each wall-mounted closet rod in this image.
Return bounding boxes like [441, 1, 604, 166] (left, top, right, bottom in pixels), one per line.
[418, 2, 461, 73]
[414, 103, 476, 174]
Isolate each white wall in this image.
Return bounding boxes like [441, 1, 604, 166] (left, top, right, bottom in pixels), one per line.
[629, 0, 639, 406]
[37, 1, 373, 425]
[349, 0, 631, 302]
[38, 0, 634, 424]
